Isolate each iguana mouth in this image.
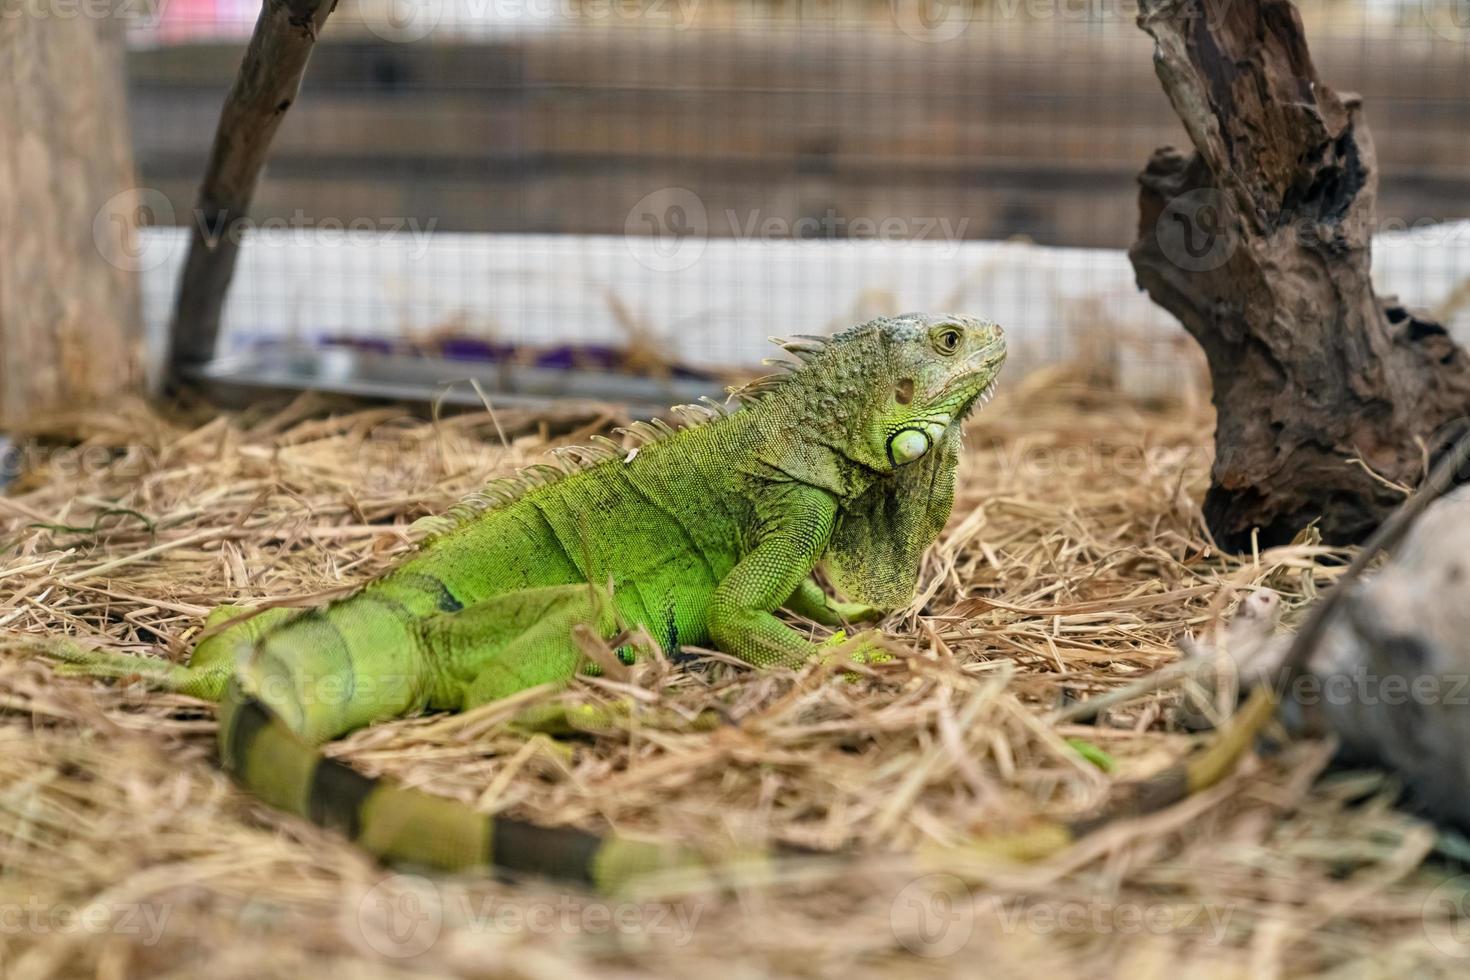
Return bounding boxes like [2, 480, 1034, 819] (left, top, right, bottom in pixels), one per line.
[957, 378, 999, 421]
[939, 346, 1005, 420]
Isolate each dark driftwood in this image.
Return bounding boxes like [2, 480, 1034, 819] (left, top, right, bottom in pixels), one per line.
[1129, 0, 1470, 550]
[166, 0, 338, 381]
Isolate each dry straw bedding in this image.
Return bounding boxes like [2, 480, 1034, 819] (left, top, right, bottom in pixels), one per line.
[0, 367, 1462, 978]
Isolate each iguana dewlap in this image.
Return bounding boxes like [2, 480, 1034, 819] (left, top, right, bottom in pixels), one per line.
[62, 314, 1007, 890]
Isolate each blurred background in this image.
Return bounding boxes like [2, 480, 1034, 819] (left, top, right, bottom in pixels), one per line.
[115, 0, 1470, 402]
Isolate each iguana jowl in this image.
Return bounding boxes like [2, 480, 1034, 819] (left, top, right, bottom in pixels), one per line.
[61, 314, 1007, 889]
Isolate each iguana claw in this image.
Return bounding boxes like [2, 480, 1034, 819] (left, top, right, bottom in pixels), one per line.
[817, 629, 895, 667]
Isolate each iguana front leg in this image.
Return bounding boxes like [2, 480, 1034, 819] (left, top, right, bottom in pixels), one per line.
[784, 577, 884, 627]
[708, 486, 847, 669]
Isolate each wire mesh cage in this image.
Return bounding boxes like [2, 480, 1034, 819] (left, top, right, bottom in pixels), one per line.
[121, 0, 1470, 405]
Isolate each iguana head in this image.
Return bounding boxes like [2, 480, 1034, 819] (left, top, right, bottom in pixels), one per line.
[828, 312, 1006, 474]
[783, 312, 1006, 609]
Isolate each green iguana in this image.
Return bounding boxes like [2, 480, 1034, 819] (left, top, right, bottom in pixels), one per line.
[55, 313, 1008, 890]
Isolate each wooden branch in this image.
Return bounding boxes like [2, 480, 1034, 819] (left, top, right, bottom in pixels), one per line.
[1129, 0, 1470, 550]
[166, 0, 338, 382]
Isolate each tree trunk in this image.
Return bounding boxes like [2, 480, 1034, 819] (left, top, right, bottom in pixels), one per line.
[1129, 0, 1470, 551]
[0, 16, 142, 427]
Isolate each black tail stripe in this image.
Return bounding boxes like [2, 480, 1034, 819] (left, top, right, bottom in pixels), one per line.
[226, 696, 273, 773]
[308, 758, 379, 838]
[1066, 767, 1189, 838]
[490, 819, 601, 885]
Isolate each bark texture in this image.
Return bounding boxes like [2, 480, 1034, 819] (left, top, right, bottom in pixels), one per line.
[167, 0, 337, 380]
[1129, 0, 1470, 550]
[0, 16, 141, 426]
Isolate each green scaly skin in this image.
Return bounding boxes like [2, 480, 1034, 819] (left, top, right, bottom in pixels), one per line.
[53, 313, 1007, 891]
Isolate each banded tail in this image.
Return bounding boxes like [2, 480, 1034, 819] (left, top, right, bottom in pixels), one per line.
[216, 681, 705, 891]
[217, 672, 1273, 889]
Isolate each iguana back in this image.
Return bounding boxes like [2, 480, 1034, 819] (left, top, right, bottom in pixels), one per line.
[245, 404, 771, 742]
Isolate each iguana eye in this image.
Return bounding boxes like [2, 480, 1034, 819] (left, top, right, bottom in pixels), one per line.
[934, 328, 961, 355]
